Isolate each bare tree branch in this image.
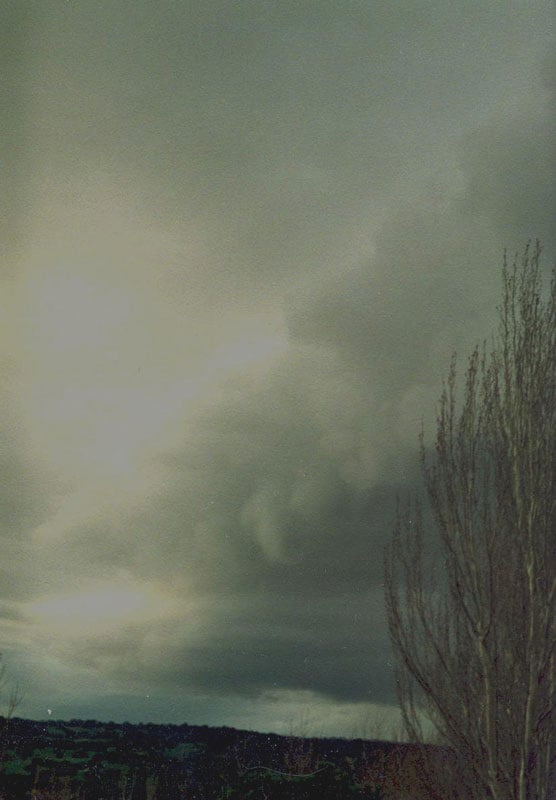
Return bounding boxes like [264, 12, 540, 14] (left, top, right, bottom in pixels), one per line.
[384, 243, 555, 800]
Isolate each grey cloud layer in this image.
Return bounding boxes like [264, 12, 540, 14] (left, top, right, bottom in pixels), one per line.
[0, 392, 56, 602]
[66, 78, 554, 709]
[2, 0, 555, 729]
[22, 1, 554, 300]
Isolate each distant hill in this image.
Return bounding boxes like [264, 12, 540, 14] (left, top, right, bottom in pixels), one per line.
[0, 715, 445, 798]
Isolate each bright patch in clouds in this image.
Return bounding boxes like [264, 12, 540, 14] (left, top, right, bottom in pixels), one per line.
[29, 584, 175, 634]
[14, 255, 287, 484]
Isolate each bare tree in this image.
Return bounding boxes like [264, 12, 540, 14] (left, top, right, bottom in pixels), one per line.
[0, 653, 21, 770]
[385, 243, 555, 800]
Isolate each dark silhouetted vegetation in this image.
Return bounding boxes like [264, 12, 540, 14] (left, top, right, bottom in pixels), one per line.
[0, 716, 441, 799]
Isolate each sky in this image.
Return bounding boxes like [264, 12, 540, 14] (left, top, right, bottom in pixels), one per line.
[1, 0, 555, 738]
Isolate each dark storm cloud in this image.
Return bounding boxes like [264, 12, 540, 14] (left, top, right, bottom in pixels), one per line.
[39, 345, 419, 708]
[4, 0, 555, 732]
[22, 0, 555, 302]
[55, 588, 394, 706]
[460, 84, 556, 254]
[0, 1, 34, 263]
[27, 55, 555, 714]
[171, 591, 394, 705]
[115, 350, 420, 594]
[0, 389, 56, 601]
[289, 78, 556, 378]
[72, 57, 556, 710]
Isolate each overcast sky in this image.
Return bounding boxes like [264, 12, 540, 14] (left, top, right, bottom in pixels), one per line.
[1, 0, 554, 738]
